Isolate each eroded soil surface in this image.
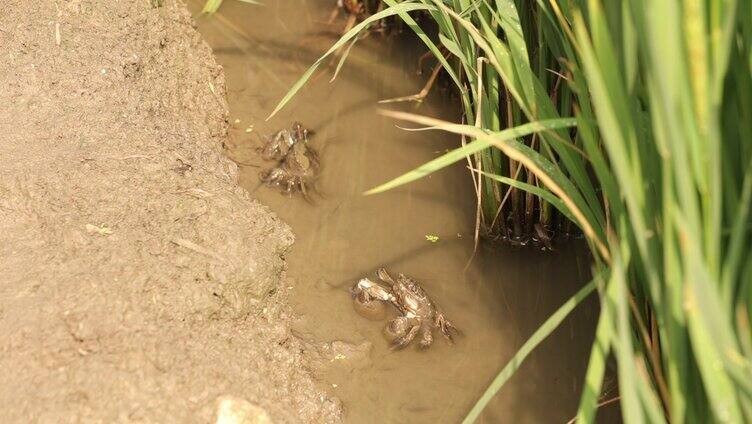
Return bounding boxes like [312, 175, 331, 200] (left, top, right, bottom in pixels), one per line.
[0, 1, 340, 422]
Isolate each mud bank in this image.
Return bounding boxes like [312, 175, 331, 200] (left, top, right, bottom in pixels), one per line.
[0, 1, 340, 422]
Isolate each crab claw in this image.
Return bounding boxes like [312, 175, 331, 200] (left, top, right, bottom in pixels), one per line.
[376, 267, 396, 285]
[350, 278, 372, 299]
[352, 278, 394, 303]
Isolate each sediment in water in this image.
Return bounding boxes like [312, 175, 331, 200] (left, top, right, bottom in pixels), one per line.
[0, 0, 340, 421]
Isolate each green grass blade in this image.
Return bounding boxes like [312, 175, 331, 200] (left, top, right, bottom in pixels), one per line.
[575, 274, 613, 422]
[438, 33, 467, 66]
[491, 0, 535, 107]
[608, 243, 645, 424]
[475, 169, 575, 223]
[364, 115, 576, 194]
[266, 3, 434, 120]
[201, 0, 261, 15]
[721, 158, 752, 301]
[574, 9, 660, 295]
[371, 109, 610, 260]
[462, 278, 598, 423]
[202, 0, 224, 14]
[330, 32, 363, 83]
[674, 208, 744, 422]
[380, 0, 464, 90]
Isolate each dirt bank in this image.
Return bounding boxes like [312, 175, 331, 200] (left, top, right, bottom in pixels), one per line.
[0, 1, 340, 422]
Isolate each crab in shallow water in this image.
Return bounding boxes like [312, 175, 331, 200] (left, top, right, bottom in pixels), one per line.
[259, 122, 311, 161]
[351, 268, 459, 350]
[260, 140, 319, 198]
[258, 122, 319, 199]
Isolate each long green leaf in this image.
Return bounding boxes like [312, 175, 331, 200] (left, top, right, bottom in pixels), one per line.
[266, 3, 434, 120]
[462, 278, 597, 423]
[575, 273, 613, 422]
[475, 170, 575, 223]
[364, 117, 576, 194]
[370, 110, 610, 260]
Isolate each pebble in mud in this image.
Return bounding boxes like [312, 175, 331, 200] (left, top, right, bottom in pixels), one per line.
[330, 340, 372, 362]
[215, 396, 272, 424]
[321, 340, 372, 366]
[307, 340, 372, 375]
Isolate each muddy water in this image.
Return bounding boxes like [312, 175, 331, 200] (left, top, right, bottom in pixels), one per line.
[188, 1, 606, 422]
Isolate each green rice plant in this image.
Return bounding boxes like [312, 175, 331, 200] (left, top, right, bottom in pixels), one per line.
[375, 0, 590, 247]
[268, 0, 751, 421]
[270, 1, 597, 247]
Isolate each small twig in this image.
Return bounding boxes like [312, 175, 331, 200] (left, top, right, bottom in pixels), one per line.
[54, 1, 62, 46]
[545, 67, 569, 81]
[393, 125, 438, 132]
[326, 5, 340, 25]
[342, 13, 358, 37]
[115, 154, 153, 161]
[488, 146, 525, 230]
[564, 396, 621, 424]
[378, 61, 443, 104]
[471, 58, 485, 253]
[628, 294, 671, 414]
[464, 58, 485, 274]
[173, 188, 214, 199]
[416, 50, 435, 75]
[171, 238, 225, 262]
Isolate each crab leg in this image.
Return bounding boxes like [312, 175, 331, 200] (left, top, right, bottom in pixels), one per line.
[418, 322, 434, 349]
[435, 312, 460, 342]
[391, 324, 420, 350]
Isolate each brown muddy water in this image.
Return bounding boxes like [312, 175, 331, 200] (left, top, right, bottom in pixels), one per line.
[187, 1, 609, 422]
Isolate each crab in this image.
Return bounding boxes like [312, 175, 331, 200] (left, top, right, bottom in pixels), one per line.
[258, 122, 319, 199]
[351, 268, 459, 350]
[259, 121, 311, 161]
[259, 140, 319, 198]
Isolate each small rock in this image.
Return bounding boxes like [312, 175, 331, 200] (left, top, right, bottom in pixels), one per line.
[215, 396, 272, 424]
[85, 223, 113, 235]
[328, 340, 372, 363]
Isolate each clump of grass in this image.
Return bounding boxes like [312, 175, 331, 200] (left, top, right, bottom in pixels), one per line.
[394, 0, 587, 248]
[268, 0, 751, 422]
